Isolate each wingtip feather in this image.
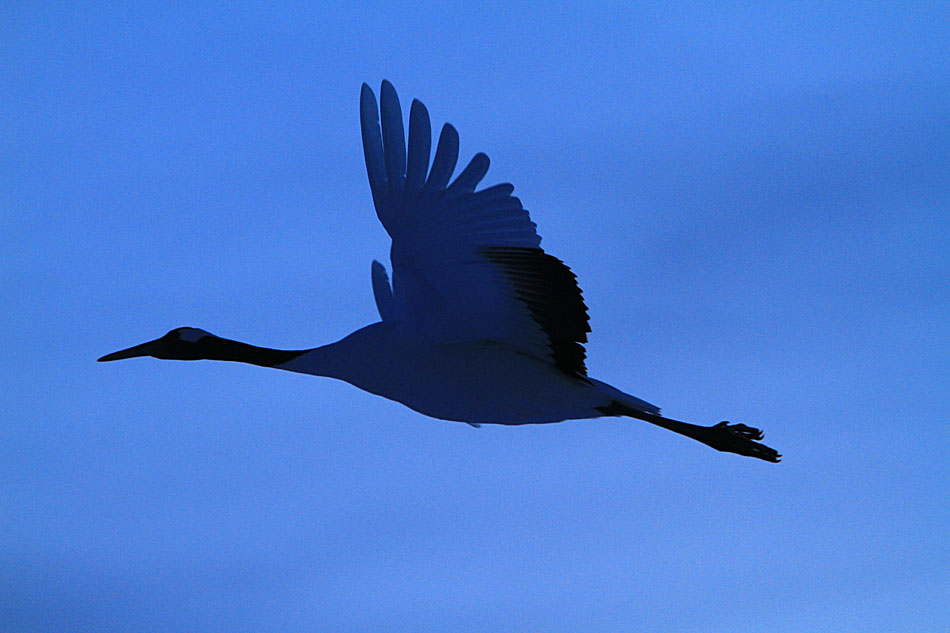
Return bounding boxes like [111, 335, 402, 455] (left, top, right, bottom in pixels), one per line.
[446, 152, 490, 196]
[360, 83, 386, 208]
[380, 81, 407, 197]
[425, 123, 460, 193]
[406, 98, 432, 195]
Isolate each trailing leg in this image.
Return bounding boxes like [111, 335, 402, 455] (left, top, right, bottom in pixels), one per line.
[597, 402, 781, 463]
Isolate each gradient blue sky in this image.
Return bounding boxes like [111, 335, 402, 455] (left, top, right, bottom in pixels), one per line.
[3, 3, 948, 632]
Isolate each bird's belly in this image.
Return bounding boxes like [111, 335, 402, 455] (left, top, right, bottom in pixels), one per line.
[344, 342, 607, 425]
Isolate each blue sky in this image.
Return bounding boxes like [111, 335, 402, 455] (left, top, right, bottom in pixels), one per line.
[3, 2, 948, 631]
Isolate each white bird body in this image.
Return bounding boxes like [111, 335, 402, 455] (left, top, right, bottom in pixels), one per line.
[99, 81, 780, 461]
[277, 322, 655, 425]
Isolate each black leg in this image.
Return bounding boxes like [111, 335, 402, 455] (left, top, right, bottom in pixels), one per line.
[599, 404, 782, 463]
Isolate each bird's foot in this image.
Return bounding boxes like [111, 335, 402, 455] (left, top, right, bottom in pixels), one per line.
[702, 421, 781, 463]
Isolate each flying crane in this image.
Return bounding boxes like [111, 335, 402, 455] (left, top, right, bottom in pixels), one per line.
[100, 81, 780, 462]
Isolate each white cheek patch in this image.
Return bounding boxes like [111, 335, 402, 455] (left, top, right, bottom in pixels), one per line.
[178, 328, 210, 342]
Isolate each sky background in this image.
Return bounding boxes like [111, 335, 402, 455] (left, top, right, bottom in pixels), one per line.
[3, 2, 948, 632]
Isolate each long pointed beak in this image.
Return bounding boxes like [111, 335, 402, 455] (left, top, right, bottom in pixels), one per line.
[98, 338, 161, 362]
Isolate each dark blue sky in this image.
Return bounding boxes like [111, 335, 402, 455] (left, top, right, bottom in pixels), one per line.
[3, 3, 948, 631]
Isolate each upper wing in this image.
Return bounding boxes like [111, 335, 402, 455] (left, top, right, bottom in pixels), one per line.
[360, 81, 590, 377]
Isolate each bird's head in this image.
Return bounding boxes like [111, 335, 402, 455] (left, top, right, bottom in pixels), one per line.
[98, 327, 217, 362]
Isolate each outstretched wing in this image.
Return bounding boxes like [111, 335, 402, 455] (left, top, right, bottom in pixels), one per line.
[360, 81, 590, 377]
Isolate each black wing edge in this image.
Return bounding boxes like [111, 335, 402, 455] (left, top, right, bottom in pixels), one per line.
[481, 246, 591, 378]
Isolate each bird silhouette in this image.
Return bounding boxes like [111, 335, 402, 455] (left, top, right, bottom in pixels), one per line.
[100, 81, 780, 462]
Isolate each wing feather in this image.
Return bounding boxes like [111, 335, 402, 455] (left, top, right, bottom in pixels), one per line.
[371, 260, 396, 321]
[359, 84, 387, 219]
[444, 152, 490, 198]
[406, 100, 431, 196]
[379, 80, 406, 200]
[360, 82, 589, 375]
[423, 124, 459, 195]
[482, 246, 590, 377]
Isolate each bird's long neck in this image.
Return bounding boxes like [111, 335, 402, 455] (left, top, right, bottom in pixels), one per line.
[195, 334, 348, 379]
[196, 336, 313, 368]
[192, 323, 387, 380]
